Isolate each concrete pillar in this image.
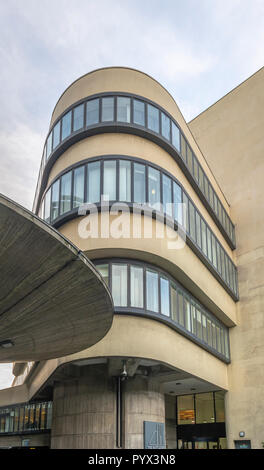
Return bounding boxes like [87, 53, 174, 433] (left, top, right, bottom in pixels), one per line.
[51, 365, 116, 449]
[123, 376, 165, 449]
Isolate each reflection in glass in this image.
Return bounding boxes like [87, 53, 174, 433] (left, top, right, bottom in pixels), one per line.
[147, 104, 159, 133]
[148, 167, 160, 209]
[163, 174, 172, 216]
[53, 121, 60, 149]
[73, 166, 85, 208]
[44, 188, 51, 223]
[171, 122, 180, 152]
[87, 161, 100, 203]
[51, 179, 60, 221]
[102, 97, 114, 122]
[177, 395, 195, 424]
[96, 264, 109, 286]
[160, 277, 170, 316]
[117, 97, 130, 122]
[130, 265, 143, 308]
[195, 393, 215, 424]
[46, 133, 52, 160]
[161, 112, 170, 140]
[86, 98, 99, 126]
[146, 270, 158, 312]
[73, 103, 84, 131]
[170, 284, 178, 322]
[134, 163, 146, 203]
[133, 99, 145, 126]
[103, 160, 116, 200]
[112, 264, 127, 306]
[60, 171, 72, 215]
[173, 182, 182, 225]
[119, 160, 131, 202]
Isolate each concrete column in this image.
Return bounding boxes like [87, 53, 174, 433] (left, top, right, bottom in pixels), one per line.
[51, 364, 116, 449]
[123, 376, 165, 449]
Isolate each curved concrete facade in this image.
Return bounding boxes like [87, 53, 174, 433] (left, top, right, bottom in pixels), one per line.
[1, 67, 246, 450]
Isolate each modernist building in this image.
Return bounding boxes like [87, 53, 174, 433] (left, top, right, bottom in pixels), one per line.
[0, 66, 263, 449]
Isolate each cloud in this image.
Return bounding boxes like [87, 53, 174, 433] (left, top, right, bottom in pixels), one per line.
[0, 124, 43, 209]
[0, 364, 13, 390]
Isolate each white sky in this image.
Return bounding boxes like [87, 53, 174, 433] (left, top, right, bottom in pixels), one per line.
[0, 0, 263, 390]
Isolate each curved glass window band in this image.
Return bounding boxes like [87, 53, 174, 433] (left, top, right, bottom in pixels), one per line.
[39, 156, 238, 300]
[35, 92, 235, 248]
[94, 259, 231, 363]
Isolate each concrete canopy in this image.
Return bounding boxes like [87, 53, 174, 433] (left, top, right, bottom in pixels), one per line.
[0, 194, 113, 362]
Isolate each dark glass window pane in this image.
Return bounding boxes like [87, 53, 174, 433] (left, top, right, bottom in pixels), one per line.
[195, 212, 202, 249]
[212, 234, 217, 269]
[102, 97, 114, 122]
[148, 167, 160, 209]
[163, 174, 172, 216]
[173, 181, 182, 225]
[103, 160, 116, 200]
[196, 308, 202, 340]
[160, 277, 170, 316]
[207, 227, 212, 262]
[51, 179, 60, 221]
[53, 121, 60, 149]
[170, 284, 178, 322]
[73, 166, 85, 208]
[177, 395, 195, 425]
[171, 122, 180, 152]
[191, 304, 196, 335]
[117, 97, 130, 122]
[178, 292, 184, 326]
[182, 193, 189, 233]
[147, 104, 159, 133]
[215, 391, 225, 422]
[201, 219, 207, 256]
[196, 393, 215, 424]
[133, 99, 145, 126]
[134, 163, 146, 203]
[184, 297, 191, 332]
[180, 134, 187, 163]
[146, 270, 159, 312]
[119, 160, 131, 202]
[187, 145, 193, 174]
[161, 112, 170, 140]
[61, 111, 72, 140]
[73, 103, 84, 131]
[130, 265, 143, 308]
[198, 165, 204, 192]
[86, 98, 99, 126]
[189, 201, 196, 241]
[193, 156, 199, 182]
[112, 264, 127, 306]
[60, 171, 72, 215]
[44, 188, 51, 223]
[87, 161, 100, 203]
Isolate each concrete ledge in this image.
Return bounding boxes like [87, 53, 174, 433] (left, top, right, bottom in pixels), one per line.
[0, 194, 114, 362]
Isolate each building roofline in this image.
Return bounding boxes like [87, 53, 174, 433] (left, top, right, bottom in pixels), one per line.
[189, 65, 264, 123]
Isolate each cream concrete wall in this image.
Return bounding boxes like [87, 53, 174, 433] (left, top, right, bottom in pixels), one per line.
[49, 67, 230, 212]
[59, 213, 236, 326]
[45, 133, 233, 258]
[0, 432, 50, 448]
[27, 316, 228, 403]
[189, 67, 264, 449]
[123, 376, 165, 449]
